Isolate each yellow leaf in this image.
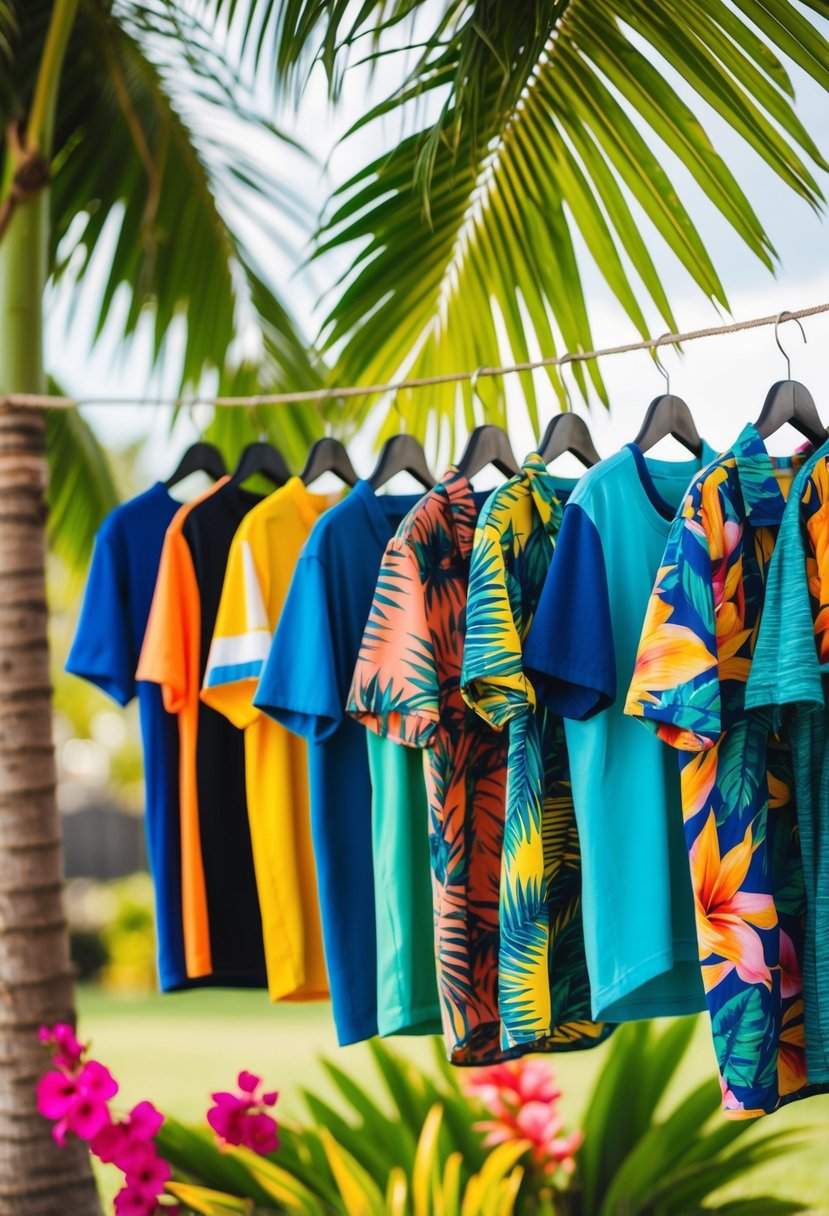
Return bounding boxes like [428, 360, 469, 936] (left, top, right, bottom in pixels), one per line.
[414, 1104, 444, 1216]
[165, 1182, 252, 1215]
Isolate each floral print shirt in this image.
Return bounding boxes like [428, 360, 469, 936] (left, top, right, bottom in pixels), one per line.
[461, 454, 609, 1054]
[624, 424, 827, 1117]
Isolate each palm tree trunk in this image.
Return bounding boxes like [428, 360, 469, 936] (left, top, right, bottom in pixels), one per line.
[0, 61, 102, 1216]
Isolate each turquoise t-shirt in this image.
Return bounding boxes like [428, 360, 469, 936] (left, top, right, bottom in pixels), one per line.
[746, 437, 829, 1083]
[524, 445, 714, 1022]
[365, 732, 441, 1037]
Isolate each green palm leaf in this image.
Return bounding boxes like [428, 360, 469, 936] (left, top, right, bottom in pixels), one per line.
[306, 1, 828, 439]
[44, 394, 119, 579]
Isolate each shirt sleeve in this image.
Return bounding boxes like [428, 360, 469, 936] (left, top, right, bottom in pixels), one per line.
[136, 527, 195, 715]
[461, 522, 532, 729]
[254, 552, 342, 743]
[347, 540, 440, 748]
[623, 482, 721, 751]
[523, 503, 615, 720]
[201, 532, 270, 730]
[65, 522, 135, 707]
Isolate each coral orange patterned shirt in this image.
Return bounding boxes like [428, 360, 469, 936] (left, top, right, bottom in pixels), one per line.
[350, 468, 586, 1065]
[625, 424, 829, 1118]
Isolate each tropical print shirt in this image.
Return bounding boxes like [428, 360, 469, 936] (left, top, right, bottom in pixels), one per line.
[347, 469, 509, 1063]
[746, 443, 829, 1082]
[461, 454, 608, 1054]
[624, 423, 827, 1117]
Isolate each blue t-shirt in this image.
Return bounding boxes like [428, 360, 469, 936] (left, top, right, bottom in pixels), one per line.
[524, 445, 714, 1022]
[254, 481, 424, 1046]
[66, 483, 187, 991]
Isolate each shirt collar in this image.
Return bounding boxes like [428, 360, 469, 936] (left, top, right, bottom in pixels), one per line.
[440, 467, 479, 559]
[520, 451, 565, 538]
[732, 423, 791, 527]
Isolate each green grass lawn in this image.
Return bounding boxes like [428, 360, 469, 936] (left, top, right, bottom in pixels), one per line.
[76, 985, 829, 1213]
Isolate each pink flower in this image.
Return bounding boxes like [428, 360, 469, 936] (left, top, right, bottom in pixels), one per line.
[127, 1101, 164, 1141]
[241, 1112, 280, 1156]
[208, 1074, 280, 1156]
[36, 1071, 79, 1122]
[77, 1060, 118, 1104]
[124, 1147, 171, 1193]
[39, 1024, 85, 1071]
[237, 1071, 261, 1094]
[67, 1093, 111, 1142]
[114, 1184, 160, 1216]
[464, 1058, 562, 1118]
[207, 1093, 249, 1147]
[90, 1121, 130, 1166]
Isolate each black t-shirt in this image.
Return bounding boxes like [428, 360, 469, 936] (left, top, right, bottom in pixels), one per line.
[182, 483, 266, 979]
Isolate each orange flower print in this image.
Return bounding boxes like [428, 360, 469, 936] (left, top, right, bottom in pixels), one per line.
[690, 812, 777, 992]
[680, 748, 717, 822]
[627, 575, 718, 708]
[778, 1000, 807, 1098]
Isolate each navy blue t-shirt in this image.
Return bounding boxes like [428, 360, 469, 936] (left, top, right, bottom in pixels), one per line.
[254, 481, 424, 1045]
[66, 483, 187, 990]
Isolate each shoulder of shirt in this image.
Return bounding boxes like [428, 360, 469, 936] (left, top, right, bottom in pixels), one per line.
[294, 490, 360, 564]
[393, 484, 450, 548]
[472, 475, 527, 536]
[679, 448, 739, 512]
[561, 448, 633, 511]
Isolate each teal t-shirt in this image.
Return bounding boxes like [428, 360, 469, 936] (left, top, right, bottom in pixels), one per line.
[366, 731, 441, 1036]
[746, 437, 829, 1082]
[525, 445, 714, 1022]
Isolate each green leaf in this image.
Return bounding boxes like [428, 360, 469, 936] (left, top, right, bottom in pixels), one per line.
[45, 404, 119, 581]
[711, 986, 778, 1093]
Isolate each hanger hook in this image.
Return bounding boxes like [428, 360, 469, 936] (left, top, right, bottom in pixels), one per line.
[253, 402, 269, 441]
[469, 367, 485, 404]
[653, 335, 672, 396]
[774, 310, 807, 381]
[558, 353, 575, 413]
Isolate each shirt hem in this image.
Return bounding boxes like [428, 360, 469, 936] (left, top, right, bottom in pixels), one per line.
[377, 1002, 443, 1038]
[592, 946, 706, 1022]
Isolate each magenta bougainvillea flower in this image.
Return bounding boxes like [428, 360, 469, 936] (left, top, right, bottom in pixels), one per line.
[36, 1025, 177, 1215]
[37, 1025, 282, 1213]
[207, 1071, 280, 1154]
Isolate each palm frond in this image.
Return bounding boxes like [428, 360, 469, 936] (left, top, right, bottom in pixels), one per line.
[44, 2, 315, 396]
[45, 404, 119, 579]
[311, 1, 829, 443]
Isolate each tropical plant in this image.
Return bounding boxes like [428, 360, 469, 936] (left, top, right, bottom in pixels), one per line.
[153, 1021, 809, 1215]
[263, 1, 829, 444]
[0, 1, 324, 1208]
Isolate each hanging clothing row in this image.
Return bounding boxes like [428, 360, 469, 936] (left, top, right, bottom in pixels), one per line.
[67, 330, 829, 1122]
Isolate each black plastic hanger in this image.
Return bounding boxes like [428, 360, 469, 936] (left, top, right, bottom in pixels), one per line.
[633, 343, 702, 457]
[164, 442, 227, 489]
[754, 311, 825, 446]
[455, 369, 520, 480]
[538, 413, 601, 469]
[301, 437, 358, 488]
[230, 441, 291, 489]
[369, 434, 434, 491]
[456, 424, 520, 479]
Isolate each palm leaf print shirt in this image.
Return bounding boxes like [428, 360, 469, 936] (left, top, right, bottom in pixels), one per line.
[746, 440, 829, 1084]
[461, 454, 610, 1054]
[349, 469, 545, 1064]
[524, 447, 709, 1027]
[625, 424, 829, 1117]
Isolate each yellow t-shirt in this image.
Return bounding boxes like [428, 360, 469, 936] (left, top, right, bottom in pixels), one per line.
[201, 477, 336, 1001]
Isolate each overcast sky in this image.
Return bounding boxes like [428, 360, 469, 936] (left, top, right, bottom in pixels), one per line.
[46, 8, 829, 483]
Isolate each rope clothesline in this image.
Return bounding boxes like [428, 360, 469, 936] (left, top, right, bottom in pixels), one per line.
[3, 301, 829, 411]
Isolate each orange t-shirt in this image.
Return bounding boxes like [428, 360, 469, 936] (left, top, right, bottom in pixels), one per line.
[137, 480, 227, 977]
